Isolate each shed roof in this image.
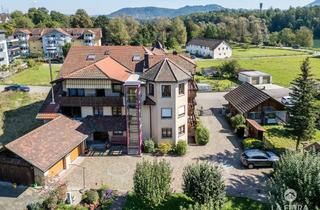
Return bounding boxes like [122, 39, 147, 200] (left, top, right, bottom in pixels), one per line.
[239, 71, 271, 77]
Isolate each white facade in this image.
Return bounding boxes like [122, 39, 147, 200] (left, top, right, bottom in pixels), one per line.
[186, 41, 232, 59]
[42, 30, 72, 58]
[0, 39, 9, 66]
[238, 71, 272, 85]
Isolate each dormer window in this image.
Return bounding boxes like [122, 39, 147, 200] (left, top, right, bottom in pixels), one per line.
[86, 54, 96, 61]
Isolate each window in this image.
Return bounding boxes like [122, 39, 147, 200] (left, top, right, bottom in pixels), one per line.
[149, 83, 154, 96]
[112, 107, 122, 116]
[178, 125, 186, 136]
[86, 54, 95, 61]
[96, 89, 105, 97]
[68, 88, 84, 97]
[162, 128, 172, 138]
[112, 84, 122, 93]
[93, 107, 103, 116]
[161, 108, 172, 119]
[179, 83, 185, 95]
[113, 131, 123, 136]
[161, 85, 171, 97]
[178, 106, 186, 117]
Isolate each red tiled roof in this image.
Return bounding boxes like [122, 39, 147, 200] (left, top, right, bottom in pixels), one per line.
[5, 115, 87, 172]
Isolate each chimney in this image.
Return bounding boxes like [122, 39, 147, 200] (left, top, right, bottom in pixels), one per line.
[144, 53, 149, 69]
[173, 50, 178, 55]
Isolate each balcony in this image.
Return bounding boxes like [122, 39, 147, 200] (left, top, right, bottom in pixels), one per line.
[60, 96, 124, 107]
[48, 37, 55, 41]
[84, 35, 94, 40]
[19, 36, 26, 41]
[20, 43, 28, 48]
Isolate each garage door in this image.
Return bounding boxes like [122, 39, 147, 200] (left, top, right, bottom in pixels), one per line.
[70, 145, 81, 162]
[48, 159, 64, 177]
[251, 77, 259, 85]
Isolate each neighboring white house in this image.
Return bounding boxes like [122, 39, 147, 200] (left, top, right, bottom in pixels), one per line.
[186, 38, 232, 59]
[0, 30, 9, 66]
[238, 71, 272, 85]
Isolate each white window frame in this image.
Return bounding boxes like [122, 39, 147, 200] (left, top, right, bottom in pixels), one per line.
[161, 108, 172, 119]
[178, 105, 185, 117]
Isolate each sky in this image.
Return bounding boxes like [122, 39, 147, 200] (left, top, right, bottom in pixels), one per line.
[0, 0, 315, 15]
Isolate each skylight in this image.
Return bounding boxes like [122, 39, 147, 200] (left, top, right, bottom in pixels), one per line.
[86, 54, 96, 61]
[132, 55, 141, 61]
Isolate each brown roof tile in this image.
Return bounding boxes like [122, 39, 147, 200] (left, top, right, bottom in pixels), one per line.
[78, 116, 127, 134]
[5, 115, 87, 172]
[224, 82, 273, 114]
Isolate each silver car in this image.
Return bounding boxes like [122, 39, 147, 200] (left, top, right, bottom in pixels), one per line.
[240, 149, 279, 169]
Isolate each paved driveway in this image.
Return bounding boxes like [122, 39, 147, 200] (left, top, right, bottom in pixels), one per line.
[61, 92, 271, 202]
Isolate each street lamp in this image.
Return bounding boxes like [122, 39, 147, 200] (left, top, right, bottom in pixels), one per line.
[46, 47, 56, 104]
[69, 163, 86, 193]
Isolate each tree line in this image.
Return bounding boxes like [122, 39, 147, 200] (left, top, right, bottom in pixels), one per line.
[0, 6, 318, 48]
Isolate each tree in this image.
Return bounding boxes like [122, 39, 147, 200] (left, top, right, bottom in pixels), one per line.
[62, 43, 72, 58]
[133, 159, 171, 207]
[268, 32, 280, 46]
[13, 16, 34, 28]
[195, 125, 210, 145]
[171, 17, 187, 45]
[295, 26, 313, 47]
[219, 60, 240, 79]
[70, 9, 93, 28]
[279, 28, 296, 46]
[93, 15, 109, 44]
[185, 18, 202, 41]
[287, 58, 318, 150]
[183, 162, 225, 207]
[204, 23, 218, 39]
[106, 17, 130, 45]
[50, 11, 70, 27]
[268, 152, 320, 209]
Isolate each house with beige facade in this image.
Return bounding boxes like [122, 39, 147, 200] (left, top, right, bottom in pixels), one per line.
[13, 28, 102, 58]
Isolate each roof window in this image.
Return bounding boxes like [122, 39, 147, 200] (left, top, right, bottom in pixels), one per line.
[132, 55, 141, 61]
[86, 54, 96, 61]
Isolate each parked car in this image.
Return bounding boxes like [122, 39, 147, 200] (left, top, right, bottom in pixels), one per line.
[4, 84, 30, 92]
[281, 96, 293, 105]
[240, 149, 279, 169]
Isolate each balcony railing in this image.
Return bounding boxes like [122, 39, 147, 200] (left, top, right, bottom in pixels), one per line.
[60, 96, 124, 107]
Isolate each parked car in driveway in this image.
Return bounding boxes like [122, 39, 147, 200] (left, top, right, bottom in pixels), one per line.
[281, 96, 294, 106]
[4, 84, 30, 92]
[241, 149, 279, 169]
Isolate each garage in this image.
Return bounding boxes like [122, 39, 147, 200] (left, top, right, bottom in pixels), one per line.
[48, 159, 65, 177]
[2, 115, 88, 186]
[70, 145, 81, 162]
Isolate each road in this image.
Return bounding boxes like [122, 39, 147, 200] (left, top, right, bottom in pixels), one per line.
[0, 85, 50, 94]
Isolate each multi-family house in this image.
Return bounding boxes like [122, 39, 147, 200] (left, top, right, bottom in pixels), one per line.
[6, 36, 21, 63]
[37, 45, 197, 154]
[0, 30, 9, 66]
[13, 28, 102, 58]
[186, 38, 232, 59]
[0, 45, 197, 185]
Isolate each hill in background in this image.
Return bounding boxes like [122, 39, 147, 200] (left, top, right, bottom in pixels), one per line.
[308, 0, 320, 6]
[108, 4, 225, 19]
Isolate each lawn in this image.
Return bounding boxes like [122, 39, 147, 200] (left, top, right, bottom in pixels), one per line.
[232, 46, 309, 59]
[1, 63, 61, 86]
[195, 75, 238, 91]
[123, 193, 268, 210]
[123, 193, 267, 210]
[0, 92, 46, 147]
[263, 125, 320, 154]
[197, 56, 320, 87]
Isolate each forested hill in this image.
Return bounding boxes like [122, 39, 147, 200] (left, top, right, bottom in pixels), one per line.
[108, 4, 225, 19]
[308, 0, 320, 6]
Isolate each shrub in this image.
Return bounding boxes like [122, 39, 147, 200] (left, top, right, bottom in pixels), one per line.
[176, 140, 188, 156]
[180, 200, 221, 210]
[183, 162, 225, 206]
[195, 125, 210, 145]
[27, 202, 43, 210]
[243, 138, 264, 149]
[27, 59, 37, 68]
[268, 152, 320, 208]
[143, 139, 155, 153]
[81, 189, 99, 205]
[133, 159, 172, 207]
[42, 191, 59, 210]
[230, 114, 246, 129]
[158, 141, 172, 154]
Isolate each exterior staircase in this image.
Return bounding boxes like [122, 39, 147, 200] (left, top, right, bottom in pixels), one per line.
[124, 84, 142, 155]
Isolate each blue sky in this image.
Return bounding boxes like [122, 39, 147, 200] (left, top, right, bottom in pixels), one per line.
[0, 0, 314, 15]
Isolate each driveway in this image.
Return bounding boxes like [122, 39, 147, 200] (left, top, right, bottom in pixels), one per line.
[60, 92, 271, 202]
[0, 85, 50, 94]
